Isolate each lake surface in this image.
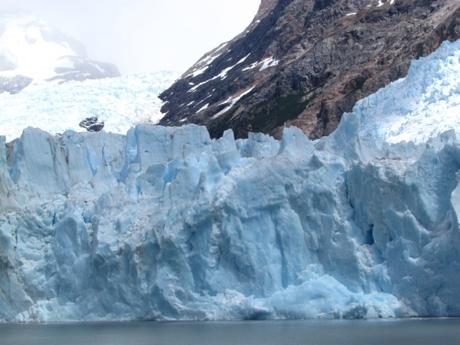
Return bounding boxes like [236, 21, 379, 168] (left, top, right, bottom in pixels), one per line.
[1, 319, 459, 345]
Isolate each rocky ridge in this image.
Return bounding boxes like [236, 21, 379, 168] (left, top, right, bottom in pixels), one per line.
[160, 0, 460, 139]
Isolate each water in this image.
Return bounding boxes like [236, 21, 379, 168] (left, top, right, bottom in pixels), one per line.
[1, 319, 459, 345]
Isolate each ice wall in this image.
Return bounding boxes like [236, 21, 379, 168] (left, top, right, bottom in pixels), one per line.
[0, 40, 459, 322]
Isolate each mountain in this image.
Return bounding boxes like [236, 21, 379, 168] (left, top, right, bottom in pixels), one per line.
[0, 70, 178, 142]
[0, 40, 459, 321]
[159, 0, 460, 139]
[0, 13, 120, 94]
[0, 14, 177, 141]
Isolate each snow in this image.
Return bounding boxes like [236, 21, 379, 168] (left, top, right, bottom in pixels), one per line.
[259, 57, 279, 71]
[236, 54, 251, 65]
[212, 86, 255, 119]
[187, 55, 250, 92]
[188, 64, 211, 78]
[217, 56, 250, 80]
[369, 0, 395, 8]
[0, 13, 120, 96]
[0, 40, 459, 322]
[0, 71, 178, 142]
[188, 79, 210, 92]
[242, 57, 279, 72]
[184, 43, 230, 79]
[0, 14, 76, 85]
[199, 52, 221, 66]
[217, 66, 235, 80]
[197, 103, 209, 113]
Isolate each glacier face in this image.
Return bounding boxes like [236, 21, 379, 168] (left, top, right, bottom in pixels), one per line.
[0, 40, 459, 322]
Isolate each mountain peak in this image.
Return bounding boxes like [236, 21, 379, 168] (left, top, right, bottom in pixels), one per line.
[0, 12, 119, 94]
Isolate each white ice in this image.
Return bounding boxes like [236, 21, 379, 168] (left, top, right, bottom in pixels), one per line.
[0, 40, 459, 322]
[0, 71, 177, 142]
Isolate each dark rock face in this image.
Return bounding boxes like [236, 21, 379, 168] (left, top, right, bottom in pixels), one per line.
[51, 57, 120, 84]
[79, 117, 105, 132]
[160, 0, 460, 139]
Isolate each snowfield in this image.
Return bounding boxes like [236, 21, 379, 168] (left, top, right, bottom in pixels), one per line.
[0, 13, 120, 93]
[0, 13, 76, 82]
[0, 40, 459, 322]
[0, 13, 174, 142]
[0, 71, 177, 142]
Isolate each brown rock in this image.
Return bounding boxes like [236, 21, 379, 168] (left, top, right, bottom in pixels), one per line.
[160, 0, 460, 139]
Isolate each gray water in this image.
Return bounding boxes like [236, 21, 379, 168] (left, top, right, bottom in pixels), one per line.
[0, 319, 459, 345]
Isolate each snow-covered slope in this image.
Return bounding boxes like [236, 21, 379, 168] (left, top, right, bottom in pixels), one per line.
[0, 13, 119, 93]
[0, 71, 177, 142]
[0, 40, 459, 322]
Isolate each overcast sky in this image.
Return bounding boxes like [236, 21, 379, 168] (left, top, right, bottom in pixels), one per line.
[0, 0, 260, 74]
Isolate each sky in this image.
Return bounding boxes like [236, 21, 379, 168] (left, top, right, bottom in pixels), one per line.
[0, 0, 260, 74]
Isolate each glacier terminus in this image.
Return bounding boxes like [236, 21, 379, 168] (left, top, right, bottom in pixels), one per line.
[0, 40, 459, 322]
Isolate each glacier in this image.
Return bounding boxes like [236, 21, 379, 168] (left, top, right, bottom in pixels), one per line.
[0, 12, 177, 142]
[0, 40, 459, 322]
[0, 71, 177, 142]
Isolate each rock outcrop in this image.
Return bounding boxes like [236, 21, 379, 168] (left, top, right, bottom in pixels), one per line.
[160, 0, 460, 139]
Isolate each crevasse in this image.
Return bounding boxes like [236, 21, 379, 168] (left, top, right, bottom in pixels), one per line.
[0, 40, 459, 322]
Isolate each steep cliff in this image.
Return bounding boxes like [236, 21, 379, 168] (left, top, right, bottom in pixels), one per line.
[160, 0, 460, 139]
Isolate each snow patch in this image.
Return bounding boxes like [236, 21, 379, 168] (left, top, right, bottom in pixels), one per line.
[260, 57, 279, 71]
[188, 55, 251, 92]
[241, 57, 280, 72]
[211, 86, 255, 119]
[197, 103, 209, 113]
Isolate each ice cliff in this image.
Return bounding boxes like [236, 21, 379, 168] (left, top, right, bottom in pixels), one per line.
[0, 40, 459, 322]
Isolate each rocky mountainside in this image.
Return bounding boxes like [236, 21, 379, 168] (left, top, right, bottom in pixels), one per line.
[160, 0, 460, 139]
[0, 13, 120, 94]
